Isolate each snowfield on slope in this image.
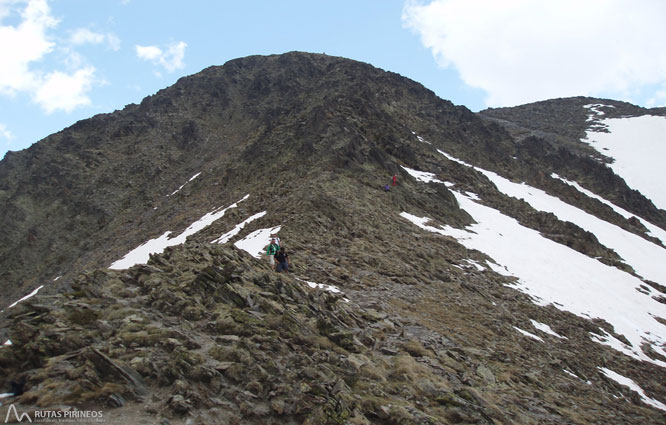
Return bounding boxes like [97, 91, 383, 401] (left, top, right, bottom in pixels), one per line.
[551, 173, 666, 246]
[401, 158, 666, 368]
[438, 150, 666, 287]
[582, 110, 666, 211]
[110, 195, 250, 269]
[402, 191, 666, 367]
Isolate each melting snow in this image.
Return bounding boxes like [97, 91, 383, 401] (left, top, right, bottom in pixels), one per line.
[531, 320, 567, 339]
[513, 326, 544, 342]
[401, 191, 666, 366]
[589, 329, 646, 361]
[296, 278, 350, 302]
[411, 131, 431, 144]
[7, 285, 45, 309]
[464, 259, 486, 271]
[234, 226, 281, 259]
[212, 211, 267, 244]
[169, 172, 202, 196]
[400, 166, 443, 183]
[551, 173, 666, 245]
[583, 104, 612, 120]
[599, 367, 666, 411]
[582, 114, 666, 211]
[439, 150, 666, 288]
[110, 195, 249, 269]
[562, 369, 579, 379]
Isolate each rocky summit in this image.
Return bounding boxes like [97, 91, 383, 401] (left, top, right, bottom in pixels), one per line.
[1, 52, 665, 424]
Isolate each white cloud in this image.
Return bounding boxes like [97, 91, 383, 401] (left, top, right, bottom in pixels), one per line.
[0, 123, 14, 142]
[71, 27, 104, 45]
[71, 28, 121, 51]
[0, 0, 57, 94]
[136, 41, 187, 72]
[403, 0, 666, 107]
[33, 66, 95, 113]
[136, 44, 162, 61]
[0, 0, 98, 113]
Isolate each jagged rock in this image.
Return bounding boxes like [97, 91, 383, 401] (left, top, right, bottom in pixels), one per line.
[168, 394, 191, 414]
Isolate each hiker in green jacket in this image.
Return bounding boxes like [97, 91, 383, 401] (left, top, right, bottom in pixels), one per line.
[266, 238, 280, 270]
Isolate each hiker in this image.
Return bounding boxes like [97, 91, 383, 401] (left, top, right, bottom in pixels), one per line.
[384, 184, 390, 192]
[392, 174, 397, 186]
[275, 247, 290, 273]
[266, 238, 280, 270]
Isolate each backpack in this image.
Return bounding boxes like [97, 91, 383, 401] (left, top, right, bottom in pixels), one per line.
[267, 243, 279, 255]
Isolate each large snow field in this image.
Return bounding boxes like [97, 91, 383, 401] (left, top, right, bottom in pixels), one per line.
[402, 190, 666, 366]
[582, 112, 666, 211]
[551, 173, 666, 246]
[402, 151, 666, 366]
[438, 150, 666, 287]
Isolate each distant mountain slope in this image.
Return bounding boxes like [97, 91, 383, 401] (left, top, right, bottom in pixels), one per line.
[0, 52, 491, 305]
[479, 97, 666, 228]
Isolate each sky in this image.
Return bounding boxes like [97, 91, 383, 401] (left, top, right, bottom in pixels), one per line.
[1, 0, 666, 158]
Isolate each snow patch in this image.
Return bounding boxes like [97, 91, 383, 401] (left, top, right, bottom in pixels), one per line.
[169, 172, 202, 196]
[562, 369, 578, 379]
[599, 367, 666, 411]
[438, 149, 472, 167]
[551, 173, 666, 245]
[464, 259, 486, 271]
[8, 285, 45, 309]
[531, 320, 567, 339]
[400, 166, 443, 183]
[296, 278, 349, 302]
[110, 195, 249, 269]
[234, 226, 281, 259]
[513, 326, 544, 342]
[589, 329, 647, 361]
[583, 103, 613, 120]
[411, 131, 431, 144]
[582, 115, 666, 211]
[212, 211, 267, 244]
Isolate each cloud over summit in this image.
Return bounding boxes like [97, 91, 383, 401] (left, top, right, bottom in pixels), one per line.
[0, 0, 98, 113]
[403, 0, 666, 107]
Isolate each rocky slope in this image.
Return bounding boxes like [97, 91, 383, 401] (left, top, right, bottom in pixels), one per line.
[1, 52, 665, 424]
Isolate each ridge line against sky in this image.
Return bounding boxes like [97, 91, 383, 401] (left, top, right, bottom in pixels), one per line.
[1, 0, 666, 158]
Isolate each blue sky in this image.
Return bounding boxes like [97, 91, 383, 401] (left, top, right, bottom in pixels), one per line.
[1, 0, 665, 158]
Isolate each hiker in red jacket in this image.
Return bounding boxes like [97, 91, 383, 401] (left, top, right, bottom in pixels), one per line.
[392, 174, 397, 186]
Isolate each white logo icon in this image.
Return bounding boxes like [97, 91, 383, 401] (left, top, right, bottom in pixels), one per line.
[4, 404, 32, 423]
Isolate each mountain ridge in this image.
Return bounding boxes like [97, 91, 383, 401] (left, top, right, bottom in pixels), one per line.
[1, 51, 665, 424]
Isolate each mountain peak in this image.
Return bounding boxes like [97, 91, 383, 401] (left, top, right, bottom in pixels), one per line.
[1, 52, 665, 423]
